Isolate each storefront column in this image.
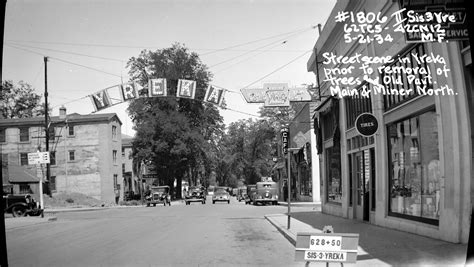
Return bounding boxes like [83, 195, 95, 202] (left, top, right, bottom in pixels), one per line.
[310, 130, 321, 204]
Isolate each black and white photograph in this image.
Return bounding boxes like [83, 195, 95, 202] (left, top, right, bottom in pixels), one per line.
[1, 0, 473, 266]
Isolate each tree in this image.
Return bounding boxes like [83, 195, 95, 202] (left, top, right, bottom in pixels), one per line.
[216, 118, 276, 186]
[127, 43, 224, 198]
[1, 80, 46, 119]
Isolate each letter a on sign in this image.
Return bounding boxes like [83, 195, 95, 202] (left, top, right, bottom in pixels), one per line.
[177, 79, 196, 99]
[149, 78, 167, 97]
[204, 85, 225, 106]
[120, 82, 139, 101]
[90, 89, 112, 112]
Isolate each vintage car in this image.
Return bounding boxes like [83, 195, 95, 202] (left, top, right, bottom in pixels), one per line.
[3, 194, 44, 217]
[212, 187, 230, 204]
[237, 187, 247, 202]
[253, 181, 278, 205]
[244, 185, 257, 205]
[185, 186, 206, 205]
[145, 186, 171, 207]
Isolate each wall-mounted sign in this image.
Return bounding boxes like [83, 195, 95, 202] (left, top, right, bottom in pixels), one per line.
[142, 174, 158, 179]
[355, 113, 378, 137]
[28, 152, 50, 165]
[295, 232, 359, 263]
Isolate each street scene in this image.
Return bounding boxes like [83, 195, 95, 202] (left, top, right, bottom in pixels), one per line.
[2, 0, 474, 266]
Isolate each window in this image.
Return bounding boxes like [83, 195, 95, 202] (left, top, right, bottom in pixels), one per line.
[20, 153, 28, 166]
[68, 125, 75, 136]
[388, 109, 439, 225]
[50, 176, 56, 191]
[49, 127, 55, 141]
[381, 44, 429, 111]
[19, 184, 31, 194]
[345, 82, 372, 129]
[50, 151, 56, 165]
[122, 148, 125, 157]
[122, 163, 126, 173]
[69, 150, 75, 161]
[113, 150, 117, 164]
[1, 153, 7, 168]
[19, 127, 29, 142]
[112, 125, 117, 140]
[326, 144, 342, 204]
[113, 174, 118, 189]
[0, 128, 5, 142]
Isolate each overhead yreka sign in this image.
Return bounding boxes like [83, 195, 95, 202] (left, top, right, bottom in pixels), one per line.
[89, 79, 225, 112]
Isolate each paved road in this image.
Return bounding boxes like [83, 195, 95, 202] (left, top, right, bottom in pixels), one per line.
[6, 196, 310, 267]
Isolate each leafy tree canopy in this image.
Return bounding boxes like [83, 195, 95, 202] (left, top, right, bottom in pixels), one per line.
[127, 43, 224, 195]
[1, 80, 46, 119]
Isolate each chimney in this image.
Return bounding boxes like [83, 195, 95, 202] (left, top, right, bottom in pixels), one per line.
[59, 106, 67, 119]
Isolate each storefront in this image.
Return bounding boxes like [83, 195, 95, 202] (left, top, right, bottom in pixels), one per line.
[308, 0, 472, 243]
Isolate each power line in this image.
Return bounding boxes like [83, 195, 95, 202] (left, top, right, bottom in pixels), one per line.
[239, 50, 312, 90]
[49, 57, 123, 78]
[200, 25, 317, 56]
[6, 42, 125, 62]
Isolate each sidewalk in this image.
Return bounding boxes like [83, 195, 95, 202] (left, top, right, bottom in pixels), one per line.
[265, 211, 468, 266]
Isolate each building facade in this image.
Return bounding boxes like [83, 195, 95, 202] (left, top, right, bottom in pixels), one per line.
[307, 0, 472, 243]
[122, 135, 140, 200]
[0, 108, 123, 204]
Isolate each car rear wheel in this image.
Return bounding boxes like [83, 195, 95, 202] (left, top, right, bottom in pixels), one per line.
[163, 202, 166, 206]
[202, 201, 205, 204]
[147, 203, 150, 207]
[153, 204, 156, 207]
[212, 201, 215, 204]
[12, 206, 27, 217]
[227, 200, 230, 204]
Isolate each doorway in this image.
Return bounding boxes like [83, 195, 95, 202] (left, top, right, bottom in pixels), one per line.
[351, 149, 372, 221]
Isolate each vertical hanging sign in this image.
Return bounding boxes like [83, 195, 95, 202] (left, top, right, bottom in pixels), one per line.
[120, 82, 139, 101]
[90, 89, 112, 112]
[281, 128, 289, 154]
[204, 85, 225, 106]
[149, 78, 167, 97]
[176, 79, 196, 99]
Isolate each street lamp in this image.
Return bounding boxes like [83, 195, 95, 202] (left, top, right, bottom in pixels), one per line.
[286, 147, 300, 230]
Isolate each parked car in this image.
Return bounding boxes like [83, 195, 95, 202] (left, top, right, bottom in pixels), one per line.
[237, 187, 247, 202]
[244, 185, 257, 205]
[145, 186, 171, 207]
[212, 187, 230, 204]
[253, 181, 278, 205]
[185, 186, 206, 205]
[207, 185, 216, 196]
[3, 194, 43, 217]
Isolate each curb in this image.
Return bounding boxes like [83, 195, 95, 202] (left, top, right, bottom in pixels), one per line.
[265, 214, 296, 246]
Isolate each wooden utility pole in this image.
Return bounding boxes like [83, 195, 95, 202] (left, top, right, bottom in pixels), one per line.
[44, 56, 50, 199]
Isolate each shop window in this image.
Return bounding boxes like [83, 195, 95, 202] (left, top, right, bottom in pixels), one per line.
[381, 44, 429, 111]
[19, 127, 29, 142]
[388, 109, 439, 225]
[326, 143, 342, 204]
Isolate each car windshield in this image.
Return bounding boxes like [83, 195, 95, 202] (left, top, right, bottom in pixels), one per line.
[189, 187, 202, 192]
[215, 189, 227, 194]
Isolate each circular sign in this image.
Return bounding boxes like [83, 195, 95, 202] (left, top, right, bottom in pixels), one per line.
[355, 113, 378, 137]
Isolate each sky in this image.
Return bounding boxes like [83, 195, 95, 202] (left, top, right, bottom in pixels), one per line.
[2, 0, 336, 136]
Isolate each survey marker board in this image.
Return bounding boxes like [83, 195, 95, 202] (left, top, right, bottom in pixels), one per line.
[295, 232, 359, 263]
